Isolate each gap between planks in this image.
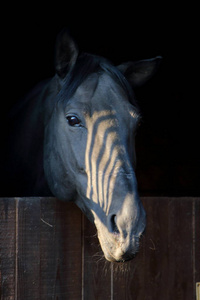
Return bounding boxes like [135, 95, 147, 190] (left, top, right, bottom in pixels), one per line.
[15, 198, 19, 300]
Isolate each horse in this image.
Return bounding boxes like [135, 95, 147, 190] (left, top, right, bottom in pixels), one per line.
[1, 29, 161, 262]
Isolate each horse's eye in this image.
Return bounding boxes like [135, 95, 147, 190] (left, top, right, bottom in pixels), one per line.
[66, 116, 81, 127]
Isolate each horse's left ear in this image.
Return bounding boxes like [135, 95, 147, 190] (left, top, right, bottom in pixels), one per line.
[117, 56, 162, 87]
[55, 28, 79, 78]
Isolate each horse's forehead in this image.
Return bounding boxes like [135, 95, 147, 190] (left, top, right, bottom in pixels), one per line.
[74, 73, 125, 105]
[66, 73, 139, 126]
[75, 73, 99, 98]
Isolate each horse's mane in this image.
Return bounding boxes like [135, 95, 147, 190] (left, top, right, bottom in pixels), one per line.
[63, 53, 139, 110]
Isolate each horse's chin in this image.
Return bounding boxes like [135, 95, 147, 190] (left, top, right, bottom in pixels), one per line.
[102, 243, 139, 263]
[96, 229, 140, 263]
[103, 250, 136, 263]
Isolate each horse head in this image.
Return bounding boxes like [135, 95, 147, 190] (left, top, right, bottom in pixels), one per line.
[44, 29, 161, 262]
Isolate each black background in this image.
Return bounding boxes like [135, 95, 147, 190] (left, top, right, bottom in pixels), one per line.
[2, 3, 199, 196]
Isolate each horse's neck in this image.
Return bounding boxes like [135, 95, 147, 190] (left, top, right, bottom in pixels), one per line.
[2, 79, 52, 196]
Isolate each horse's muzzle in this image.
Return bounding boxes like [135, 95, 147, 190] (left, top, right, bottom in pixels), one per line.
[95, 202, 146, 262]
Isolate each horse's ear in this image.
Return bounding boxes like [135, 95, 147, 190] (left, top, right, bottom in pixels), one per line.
[117, 56, 162, 87]
[55, 28, 78, 78]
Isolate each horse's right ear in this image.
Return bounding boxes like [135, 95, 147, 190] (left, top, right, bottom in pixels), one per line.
[55, 28, 78, 78]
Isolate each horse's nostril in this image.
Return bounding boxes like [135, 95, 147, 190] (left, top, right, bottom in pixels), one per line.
[110, 214, 120, 235]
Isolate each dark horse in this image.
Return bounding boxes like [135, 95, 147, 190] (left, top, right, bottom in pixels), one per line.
[1, 30, 161, 262]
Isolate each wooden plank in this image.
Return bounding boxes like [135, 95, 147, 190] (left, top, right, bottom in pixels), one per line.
[51, 199, 82, 300]
[16, 198, 41, 299]
[39, 197, 57, 299]
[0, 198, 16, 300]
[83, 215, 111, 299]
[165, 198, 194, 300]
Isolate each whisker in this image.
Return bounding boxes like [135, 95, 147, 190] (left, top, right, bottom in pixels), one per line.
[149, 238, 156, 251]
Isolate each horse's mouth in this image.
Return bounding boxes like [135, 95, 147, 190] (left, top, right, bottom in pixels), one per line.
[97, 231, 140, 262]
[104, 250, 137, 263]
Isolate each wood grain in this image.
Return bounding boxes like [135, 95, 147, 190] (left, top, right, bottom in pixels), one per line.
[0, 198, 16, 300]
